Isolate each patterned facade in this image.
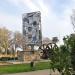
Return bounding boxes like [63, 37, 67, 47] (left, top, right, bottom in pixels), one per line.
[22, 11, 42, 46]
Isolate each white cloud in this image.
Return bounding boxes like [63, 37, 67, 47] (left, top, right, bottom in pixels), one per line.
[36, 0, 50, 16]
[22, 0, 40, 11]
[0, 12, 22, 32]
[7, 0, 50, 16]
[6, 0, 51, 34]
[6, 0, 20, 6]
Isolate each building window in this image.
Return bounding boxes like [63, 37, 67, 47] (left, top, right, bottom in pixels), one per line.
[33, 36, 37, 42]
[23, 18, 29, 23]
[33, 21, 37, 26]
[28, 27, 32, 32]
[28, 34, 32, 39]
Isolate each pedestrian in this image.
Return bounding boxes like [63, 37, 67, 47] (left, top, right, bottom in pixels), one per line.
[30, 61, 34, 68]
[30, 60, 35, 71]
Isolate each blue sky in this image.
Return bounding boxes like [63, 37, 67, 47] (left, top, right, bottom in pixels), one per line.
[0, 0, 75, 44]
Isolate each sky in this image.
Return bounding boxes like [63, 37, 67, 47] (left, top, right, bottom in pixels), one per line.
[0, 0, 75, 44]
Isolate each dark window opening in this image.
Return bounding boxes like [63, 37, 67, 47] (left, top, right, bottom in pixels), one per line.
[28, 35, 32, 39]
[33, 21, 37, 26]
[28, 27, 32, 32]
[23, 18, 29, 23]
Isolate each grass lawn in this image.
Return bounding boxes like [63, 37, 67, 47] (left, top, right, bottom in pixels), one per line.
[0, 61, 50, 74]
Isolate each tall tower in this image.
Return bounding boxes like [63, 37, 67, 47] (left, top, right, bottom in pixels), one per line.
[22, 11, 42, 51]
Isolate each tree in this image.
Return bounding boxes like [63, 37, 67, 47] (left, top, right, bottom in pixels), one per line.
[14, 31, 26, 51]
[59, 45, 71, 75]
[65, 34, 75, 71]
[49, 37, 72, 75]
[0, 27, 12, 54]
[14, 31, 23, 48]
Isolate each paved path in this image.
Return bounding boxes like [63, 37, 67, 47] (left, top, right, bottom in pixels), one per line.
[4, 69, 60, 75]
[4, 69, 50, 75]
